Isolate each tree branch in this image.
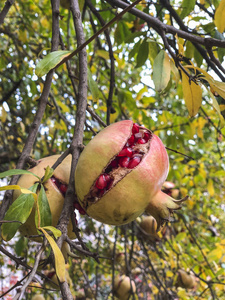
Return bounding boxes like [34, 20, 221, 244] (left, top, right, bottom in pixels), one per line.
[0, 0, 60, 221]
[0, 0, 15, 25]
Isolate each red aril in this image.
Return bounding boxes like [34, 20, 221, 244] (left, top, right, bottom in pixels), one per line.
[60, 184, 67, 195]
[118, 147, 133, 157]
[137, 138, 147, 144]
[128, 156, 141, 169]
[132, 123, 139, 134]
[95, 174, 109, 189]
[119, 156, 130, 168]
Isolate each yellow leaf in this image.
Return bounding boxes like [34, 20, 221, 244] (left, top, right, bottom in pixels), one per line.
[175, 35, 184, 56]
[0, 106, 7, 122]
[210, 80, 225, 99]
[96, 49, 110, 60]
[0, 185, 37, 200]
[57, 100, 70, 113]
[18, 30, 28, 43]
[177, 288, 188, 299]
[207, 179, 215, 197]
[181, 71, 202, 117]
[209, 91, 225, 127]
[185, 65, 225, 99]
[214, 0, 225, 33]
[39, 228, 65, 282]
[166, 270, 174, 277]
[40, 16, 49, 29]
[42, 226, 62, 239]
[197, 117, 207, 140]
[208, 247, 223, 262]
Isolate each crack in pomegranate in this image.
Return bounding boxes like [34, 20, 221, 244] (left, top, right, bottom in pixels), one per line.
[84, 123, 153, 207]
[51, 176, 86, 216]
[51, 176, 68, 197]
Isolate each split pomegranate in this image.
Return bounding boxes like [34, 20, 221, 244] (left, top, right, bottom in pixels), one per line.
[75, 120, 187, 227]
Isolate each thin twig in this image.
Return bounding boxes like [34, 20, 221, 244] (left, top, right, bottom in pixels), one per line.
[54, 0, 143, 70]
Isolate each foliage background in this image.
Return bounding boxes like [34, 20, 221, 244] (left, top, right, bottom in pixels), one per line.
[1, 0, 225, 299]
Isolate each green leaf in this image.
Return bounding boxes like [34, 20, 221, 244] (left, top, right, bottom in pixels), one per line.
[15, 236, 28, 256]
[153, 50, 171, 92]
[35, 184, 52, 228]
[1, 184, 38, 241]
[136, 38, 149, 68]
[39, 228, 66, 283]
[148, 41, 159, 67]
[35, 50, 72, 77]
[0, 169, 40, 180]
[194, 47, 203, 67]
[41, 166, 54, 184]
[128, 39, 141, 60]
[180, 0, 195, 19]
[88, 69, 100, 101]
[114, 22, 129, 45]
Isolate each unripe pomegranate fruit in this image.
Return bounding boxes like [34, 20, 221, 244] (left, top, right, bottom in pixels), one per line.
[139, 216, 160, 241]
[45, 269, 72, 290]
[176, 269, 197, 289]
[114, 275, 136, 300]
[162, 181, 180, 198]
[75, 120, 186, 227]
[31, 295, 45, 300]
[13, 155, 75, 242]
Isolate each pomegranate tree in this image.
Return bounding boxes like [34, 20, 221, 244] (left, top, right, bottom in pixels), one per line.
[75, 120, 186, 228]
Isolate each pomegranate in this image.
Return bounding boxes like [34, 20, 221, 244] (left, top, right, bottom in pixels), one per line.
[176, 269, 197, 289]
[45, 269, 72, 290]
[162, 181, 180, 198]
[139, 215, 160, 241]
[75, 120, 186, 227]
[13, 155, 76, 242]
[31, 295, 45, 300]
[114, 275, 136, 300]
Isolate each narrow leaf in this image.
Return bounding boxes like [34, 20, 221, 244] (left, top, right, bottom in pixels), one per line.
[136, 38, 149, 68]
[42, 226, 62, 239]
[0, 169, 40, 180]
[214, 0, 225, 33]
[0, 185, 37, 201]
[181, 71, 202, 117]
[1, 184, 38, 241]
[153, 50, 171, 92]
[87, 69, 100, 101]
[39, 228, 66, 283]
[180, 0, 195, 19]
[36, 50, 72, 77]
[41, 166, 54, 184]
[35, 185, 52, 228]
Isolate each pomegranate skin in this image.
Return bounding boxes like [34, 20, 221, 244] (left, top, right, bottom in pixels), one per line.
[75, 120, 175, 226]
